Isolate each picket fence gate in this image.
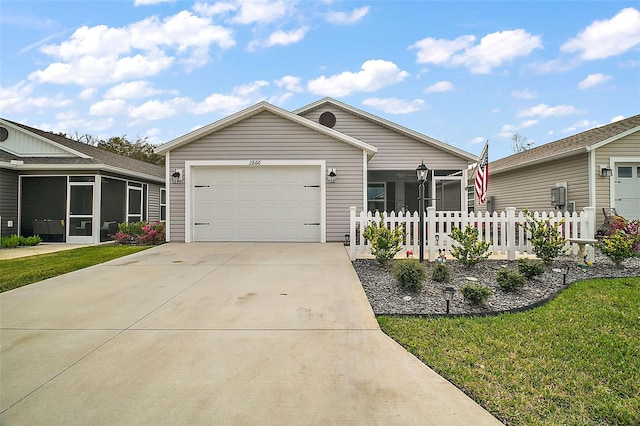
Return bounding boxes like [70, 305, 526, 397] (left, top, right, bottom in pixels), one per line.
[348, 206, 597, 261]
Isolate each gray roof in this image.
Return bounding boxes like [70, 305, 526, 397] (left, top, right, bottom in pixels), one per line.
[2, 119, 165, 181]
[491, 113, 640, 173]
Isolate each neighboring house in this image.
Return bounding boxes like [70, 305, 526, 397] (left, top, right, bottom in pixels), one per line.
[155, 97, 477, 243]
[474, 114, 640, 223]
[0, 118, 166, 244]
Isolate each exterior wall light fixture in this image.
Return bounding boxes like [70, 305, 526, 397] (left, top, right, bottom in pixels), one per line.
[600, 165, 612, 177]
[171, 169, 182, 184]
[327, 168, 337, 183]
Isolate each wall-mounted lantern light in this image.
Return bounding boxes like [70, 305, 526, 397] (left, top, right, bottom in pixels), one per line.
[327, 168, 337, 183]
[171, 169, 182, 184]
[600, 165, 613, 177]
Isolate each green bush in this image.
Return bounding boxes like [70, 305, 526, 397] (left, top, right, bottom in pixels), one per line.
[431, 262, 451, 282]
[20, 235, 42, 246]
[363, 214, 404, 265]
[392, 259, 426, 292]
[461, 283, 492, 305]
[1, 235, 21, 249]
[496, 269, 526, 291]
[519, 209, 567, 265]
[597, 231, 638, 265]
[114, 221, 165, 245]
[517, 258, 545, 279]
[449, 225, 491, 267]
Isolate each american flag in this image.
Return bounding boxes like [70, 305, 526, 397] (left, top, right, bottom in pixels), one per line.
[475, 141, 489, 204]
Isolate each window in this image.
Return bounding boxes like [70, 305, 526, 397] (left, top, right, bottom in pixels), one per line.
[367, 183, 385, 212]
[618, 166, 633, 178]
[467, 186, 475, 213]
[160, 188, 166, 221]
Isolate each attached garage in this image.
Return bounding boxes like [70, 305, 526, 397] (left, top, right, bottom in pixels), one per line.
[187, 161, 325, 242]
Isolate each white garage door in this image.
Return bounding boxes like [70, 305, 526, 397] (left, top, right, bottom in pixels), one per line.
[192, 165, 321, 242]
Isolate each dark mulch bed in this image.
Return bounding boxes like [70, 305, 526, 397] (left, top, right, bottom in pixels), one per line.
[352, 252, 640, 316]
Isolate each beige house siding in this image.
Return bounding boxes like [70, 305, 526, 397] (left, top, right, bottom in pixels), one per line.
[300, 107, 469, 170]
[478, 153, 589, 213]
[594, 131, 640, 222]
[168, 110, 364, 242]
[147, 183, 162, 221]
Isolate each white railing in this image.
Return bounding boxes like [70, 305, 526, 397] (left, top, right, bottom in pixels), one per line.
[348, 206, 596, 261]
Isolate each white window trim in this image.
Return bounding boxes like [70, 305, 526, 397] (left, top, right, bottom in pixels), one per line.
[367, 182, 386, 213]
[160, 188, 167, 222]
[184, 160, 326, 243]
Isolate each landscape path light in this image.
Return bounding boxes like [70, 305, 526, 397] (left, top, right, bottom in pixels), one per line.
[443, 286, 455, 314]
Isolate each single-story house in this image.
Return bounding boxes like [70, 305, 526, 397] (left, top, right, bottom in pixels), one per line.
[474, 113, 640, 222]
[155, 97, 478, 243]
[0, 118, 166, 244]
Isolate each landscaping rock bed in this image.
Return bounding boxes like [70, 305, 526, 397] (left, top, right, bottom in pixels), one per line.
[352, 252, 640, 316]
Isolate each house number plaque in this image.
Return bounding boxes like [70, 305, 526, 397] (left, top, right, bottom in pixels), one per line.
[249, 160, 261, 166]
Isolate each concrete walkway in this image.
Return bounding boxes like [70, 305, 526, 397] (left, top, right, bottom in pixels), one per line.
[0, 243, 502, 425]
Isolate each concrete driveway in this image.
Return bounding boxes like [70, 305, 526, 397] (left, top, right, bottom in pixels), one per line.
[0, 243, 501, 425]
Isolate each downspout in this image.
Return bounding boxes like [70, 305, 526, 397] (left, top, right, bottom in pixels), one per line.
[362, 151, 368, 211]
[165, 151, 171, 242]
[586, 146, 596, 208]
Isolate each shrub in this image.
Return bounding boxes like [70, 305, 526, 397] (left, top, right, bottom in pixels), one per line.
[519, 209, 567, 265]
[114, 221, 165, 245]
[517, 258, 545, 279]
[392, 259, 426, 292]
[20, 235, 42, 246]
[449, 225, 491, 267]
[363, 214, 404, 265]
[1, 235, 21, 249]
[497, 269, 526, 291]
[431, 262, 451, 283]
[597, 231, 638, 265]
[461, 283, 492, 305]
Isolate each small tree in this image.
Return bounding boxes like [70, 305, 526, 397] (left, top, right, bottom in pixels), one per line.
[519, 209, 567, 265]
[449, 225, 491, 267]
[512, 132, 534, 153]
[363, 214, 404, 265]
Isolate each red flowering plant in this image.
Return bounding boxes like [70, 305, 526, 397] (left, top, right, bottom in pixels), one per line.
[113, 221, 165, 245]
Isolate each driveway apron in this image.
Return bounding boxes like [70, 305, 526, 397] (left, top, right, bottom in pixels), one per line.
[0, 243, 501, 425]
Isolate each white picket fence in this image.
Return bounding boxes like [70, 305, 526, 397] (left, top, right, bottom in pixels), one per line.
[348, 206, 597, 261]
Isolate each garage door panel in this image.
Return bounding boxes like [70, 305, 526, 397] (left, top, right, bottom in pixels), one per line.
[192, 165, 321, 242]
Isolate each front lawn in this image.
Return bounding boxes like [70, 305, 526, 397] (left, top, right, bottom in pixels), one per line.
[0, 245, 150, 293]
[378, 277, 640, 425]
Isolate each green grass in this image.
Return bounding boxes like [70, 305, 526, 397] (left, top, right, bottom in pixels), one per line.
[378, 277, 640, 425]
[0, 245, 150, 293]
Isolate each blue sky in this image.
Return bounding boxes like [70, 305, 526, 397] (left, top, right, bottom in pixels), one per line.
[1, 1, 639, 161]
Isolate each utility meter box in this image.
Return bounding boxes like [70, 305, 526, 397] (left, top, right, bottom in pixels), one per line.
[551, 187, 566, 208]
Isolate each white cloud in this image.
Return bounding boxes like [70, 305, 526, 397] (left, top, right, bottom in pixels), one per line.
[129, 99, 180, 121]
[89, 99, 128, 116]
[561, 7, 640, 60]
[610, 115, 625, 123]
[274, 75, 303, 92]
[424, 80, 453, 93]
[326, 6, 369, 25]
[265, 26, 309, 47]
[578, 73, 611, 89]
[0, 81, 72, 113]
[519, 119, 538, 128]
[361, 97, 425, 114]
[511, 89, 536, 99]
[30, 11, 235, 87]
[498, 124, 517, 138]
[517, 103, 580, 118]
[471, 137, 485, 144]
[307, 60, 409, 97]
[193, 1, 236, 16]
[79, 88, 97, 100]
[231, 0, 291, 25]
[134, 0, 174, 5]
[410, 35, 475, 65]
[190, 93, 253, 115]
[411, 30, 542, 74]
[233, 80, 269, 96]
[104, 80, 167, 99]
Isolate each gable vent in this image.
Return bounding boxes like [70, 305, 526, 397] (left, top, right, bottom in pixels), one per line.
[0, 126, 8, 142]
[319, 111, 336, 128]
